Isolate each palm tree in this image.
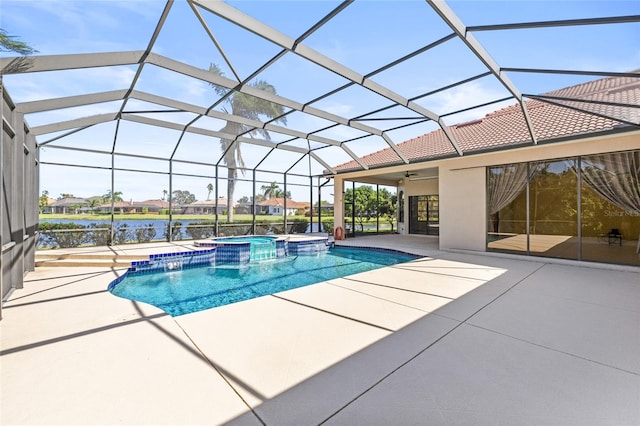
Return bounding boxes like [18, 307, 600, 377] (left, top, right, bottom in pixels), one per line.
[274, 188, 291, 199]
[38, 190, 49, 213]
[162, 189, 168, 201]
[103, 190, 123, 203]
[209, 64, 287, 222]
[0, 28, 37, 74]
[261, 182, 280, 200]
[206, 183, 214, 200]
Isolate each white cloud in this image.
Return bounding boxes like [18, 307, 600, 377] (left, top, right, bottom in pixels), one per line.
[320, 102, 353, 117]
[137, 67, 211, 105]
[5, 66, 137, 105]
[314, 124, 367, 142]
[94, 67, 137, 87]
[18, 0, 156, 32]
[183, 79, 210, 99]
[417, 81, 514, 125]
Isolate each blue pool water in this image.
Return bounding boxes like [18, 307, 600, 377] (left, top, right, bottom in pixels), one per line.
[110, 247, 417, 316]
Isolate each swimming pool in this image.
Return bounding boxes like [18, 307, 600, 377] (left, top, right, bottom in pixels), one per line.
[109, 246, 418, 316]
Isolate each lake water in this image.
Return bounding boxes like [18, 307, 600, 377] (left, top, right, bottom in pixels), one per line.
[38, 218, 324, 246]
[40, 218, 197, 238]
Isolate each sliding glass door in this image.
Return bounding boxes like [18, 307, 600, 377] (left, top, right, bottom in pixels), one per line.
[580, 152, 640, 265]
[487, 149, 639, 266]
[409, 195, 439, 235]
[528, 160, 578, 260]
[487, 163, 529, 254]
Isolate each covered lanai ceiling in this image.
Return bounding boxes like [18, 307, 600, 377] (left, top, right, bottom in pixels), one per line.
[1, 0, 639, 180]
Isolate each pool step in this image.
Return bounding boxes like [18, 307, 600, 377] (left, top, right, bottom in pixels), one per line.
[35, 253, 148, 268]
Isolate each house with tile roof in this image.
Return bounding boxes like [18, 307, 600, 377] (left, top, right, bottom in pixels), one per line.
[94, 199, 171, 214]
[181, 198, 233, 215]
[42, 197, 90, 214]
[258, 198, 310, 216]
[329, 72, 639, 266]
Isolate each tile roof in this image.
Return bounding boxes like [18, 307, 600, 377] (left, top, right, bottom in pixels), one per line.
[188, 198, 233, 207]
[139, 199, 170, 208]
[332, 72, 639, 172]
[95, 200, 170, 208]
[259, 198, 310, 208]
[49, 197, 89, 206]
[97, 201, 136, 209]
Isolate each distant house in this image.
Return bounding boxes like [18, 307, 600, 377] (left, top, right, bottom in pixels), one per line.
[96, 201, 137, 214]
[181, 198, 232, 215]
[43, 198, 89, 214]
[258, 198, 310, 216]
[234, 202, 253, 215]
[137, 199, 170, 213]
[95, 199, 170, 214]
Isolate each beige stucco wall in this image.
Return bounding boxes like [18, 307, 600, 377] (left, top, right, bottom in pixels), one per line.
[403, 178, 438, 197]
[438, 166, 486, 250]
[399, 177, 438, 235]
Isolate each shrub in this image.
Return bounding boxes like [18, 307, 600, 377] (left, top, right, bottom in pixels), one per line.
[254, 223, 271, 235]
[38, 222, 90, 248]
[269, 223, 285, 234]
[217, 223, 251, 237]
[135, 223, 157, 243]
[89, 223, 111, 246]
[322, 220, 334, 233]
[165, 221, 182, 241]
[185, 221, 216, 240]
[114, 223, 131, 244]
[288, 219, 308, 234]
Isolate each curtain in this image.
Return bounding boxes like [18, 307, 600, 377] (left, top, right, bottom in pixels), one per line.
[581, 151, 640, 214]
[488, 162, 540, 215]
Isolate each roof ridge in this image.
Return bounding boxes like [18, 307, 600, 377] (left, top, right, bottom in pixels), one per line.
[543, 69, 640, 99]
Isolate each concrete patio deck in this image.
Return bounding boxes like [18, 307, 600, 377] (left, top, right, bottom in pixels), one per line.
[1, 235, 639, 425]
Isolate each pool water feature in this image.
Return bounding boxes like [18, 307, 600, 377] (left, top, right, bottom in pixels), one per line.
[215, 236, 278, 261]
[196, 235, 330, 264]
[252, 239, 276, 261]
[109, 246, 418, 316]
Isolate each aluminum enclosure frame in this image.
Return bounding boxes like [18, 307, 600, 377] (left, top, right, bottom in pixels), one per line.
[1, 1, 639, 303]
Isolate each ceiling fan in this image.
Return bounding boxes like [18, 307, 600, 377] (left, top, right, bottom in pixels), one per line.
[404, 171, 438, 181]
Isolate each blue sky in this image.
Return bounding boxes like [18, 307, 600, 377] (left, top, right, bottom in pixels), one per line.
[1, 0, 639, 202]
